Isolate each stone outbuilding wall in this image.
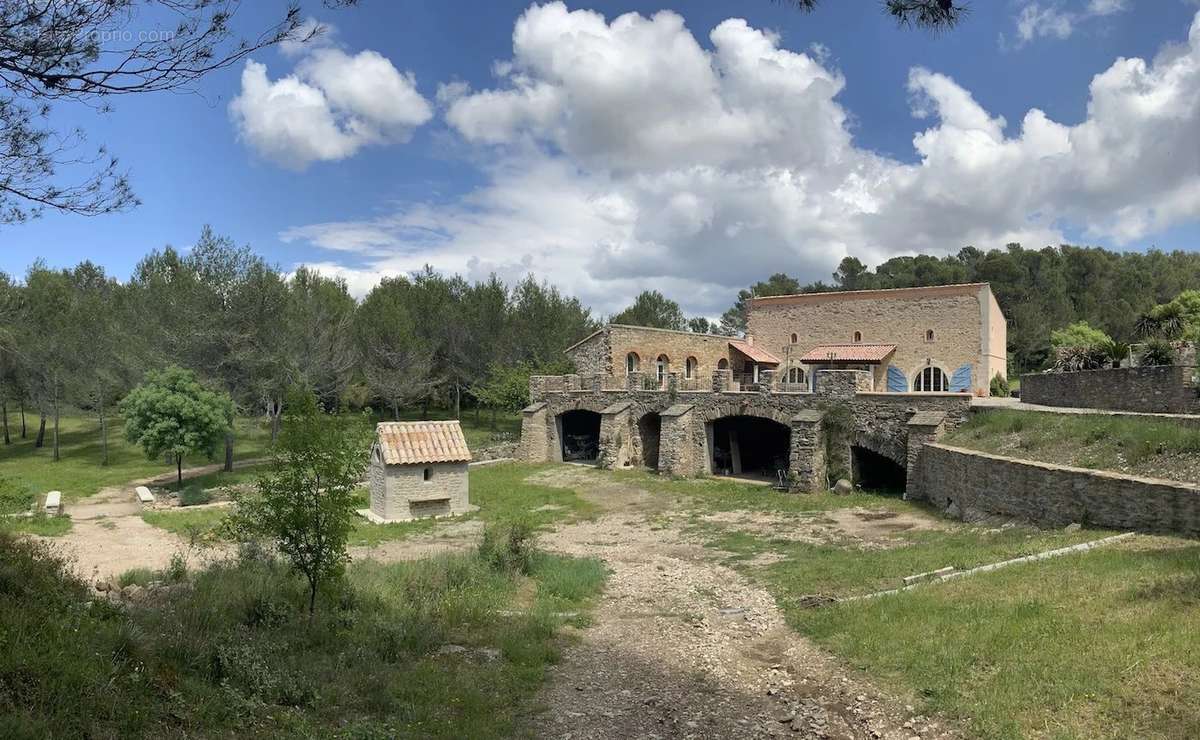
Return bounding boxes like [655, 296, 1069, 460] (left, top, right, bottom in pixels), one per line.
[520, 369, 972, 493]
[1020, 365, 1200, 414]
[913, 443, 1200, 538]
[368, 457, 470, 521]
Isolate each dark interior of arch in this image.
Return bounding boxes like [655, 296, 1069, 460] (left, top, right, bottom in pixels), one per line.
[711, 416, 790, 478]
[851, 445, 907, 493]
[560, 410, 601, 461]
[637, 413, 661, 470]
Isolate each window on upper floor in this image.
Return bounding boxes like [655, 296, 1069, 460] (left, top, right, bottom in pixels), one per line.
[925, 329, 935, 343]
[626, 352, 640, 374]
[852, 331, 862, 343]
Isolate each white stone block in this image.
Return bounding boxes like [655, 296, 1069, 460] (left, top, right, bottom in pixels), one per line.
[135, 486, 154, 504]
[44, 491, 61, 515]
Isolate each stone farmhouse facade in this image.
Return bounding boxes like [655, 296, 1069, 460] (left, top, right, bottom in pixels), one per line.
[565, 283, 1007, 396]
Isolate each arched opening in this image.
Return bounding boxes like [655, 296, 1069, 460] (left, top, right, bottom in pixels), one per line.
[637, 412, 662, 470]
[710, 415, 791, 482]
[559, 409, 601, 462]
[914, 366, 948, 392]
[787, 367, 805, 384]
[790, 332, 798, 344]
[685, 356, 698, 379]
[717, 358, 729, 370]
[626, 352, 640, 374]
[656, 354, 669, 385]
[852, 331, 863, 343]
[925, 329, 935, 343]
[851, 446, 907, 493]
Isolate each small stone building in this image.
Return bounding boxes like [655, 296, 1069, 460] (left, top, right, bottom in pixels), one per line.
[363, 421, 473, 523]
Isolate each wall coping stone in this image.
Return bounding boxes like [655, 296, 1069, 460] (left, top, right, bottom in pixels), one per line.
[908, 411, 946, 427]
[601, 401, 634, 414]
[521, 402, 547, 414]
[661, 403, 694, 417]
[792, 410, 822, 423]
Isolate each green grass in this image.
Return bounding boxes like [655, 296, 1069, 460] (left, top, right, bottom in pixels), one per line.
[795, 539, 1200, 739]
[382, 407, 521, 451]
[945, 409, 1200, 483]
[0, 413, 273, 501]
[2, 513, 72, 536]
[141, 507, 229, 538]
[0, 522, 605, 739]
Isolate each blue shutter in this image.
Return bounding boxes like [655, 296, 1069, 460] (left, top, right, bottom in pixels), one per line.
[949, 364, 972, 393]
[886, 365, 907, 392]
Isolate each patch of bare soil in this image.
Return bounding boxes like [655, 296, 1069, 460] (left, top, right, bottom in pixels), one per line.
[525, 478, 961, 739]
[349, 519, 486, 563]
[697, 507, 946, 550]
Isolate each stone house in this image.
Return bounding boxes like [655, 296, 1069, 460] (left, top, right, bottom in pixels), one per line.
[363, 421, 473, 523]
[565, 283, 1006, 395]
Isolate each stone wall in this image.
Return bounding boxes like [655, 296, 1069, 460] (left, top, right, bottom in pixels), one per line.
[748, 283, 1002, 395]
[1020, 365, 1200, 414]
[915, 443, 1200, 537]
[564, 330, 610, 375]
[371, 461, 470, 521]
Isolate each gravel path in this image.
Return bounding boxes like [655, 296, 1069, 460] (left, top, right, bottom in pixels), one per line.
[525, 468, 960, 740]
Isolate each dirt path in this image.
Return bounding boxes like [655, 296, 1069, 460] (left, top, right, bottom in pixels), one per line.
[523, 467, 959, 740]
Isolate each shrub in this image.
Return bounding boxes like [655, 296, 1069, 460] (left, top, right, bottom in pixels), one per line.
[989, 373, 1011, 398]
[1098, 339, 1132, 368]
[178, 483, 211, 507]
[1050, 321, 1111, 349]
[1052, 344, 1108, 372]
[1139, 338, 1177, 367]
[479, 518, 539, 575]
[0, 474, 33, 515]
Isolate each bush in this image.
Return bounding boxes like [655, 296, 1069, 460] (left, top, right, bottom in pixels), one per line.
[989, 374, 1011, 398]
[1052, 344, 1109, 372]
[1139, 338, 1177, 367]
[1050, 321, 1111, 349]
[479, 518, 539, 575]
[1099, 338, 1132, 368]
[178, 483, 211, 507]
[0, 474, 33, 516]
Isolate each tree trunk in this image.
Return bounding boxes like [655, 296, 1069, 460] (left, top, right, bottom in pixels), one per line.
[2, 399, 9, 445]
[269, 399, 282, 443]
[453, 383, 461, 420]
[224, 431, 234, 472]
[474, 402, 480, 424]
[391, 399, 399, 421]
[177, 455, 183, 488]
[52, 390, 60, 462]
[490, 406, 497, 430]
[20, 400, 26, 439]
[35, 412, 46, 448]
[308, 577, 318, 621]
[99, 405, 108, 465]
[421, 399, 429, 420]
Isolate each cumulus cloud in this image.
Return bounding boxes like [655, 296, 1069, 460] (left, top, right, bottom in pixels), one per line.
[283, 3, 1200, 316]
[1012, 0, 1130, 46]
[230, 42, 432, 170]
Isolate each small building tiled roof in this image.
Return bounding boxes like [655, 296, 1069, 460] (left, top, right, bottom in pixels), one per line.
[375, 421, 472, 465]
[729, 339, 781, 365]
[798, 343, 897, 364]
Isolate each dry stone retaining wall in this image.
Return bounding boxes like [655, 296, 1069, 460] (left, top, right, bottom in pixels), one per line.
[1021, 365, 1200, 414]
[914, 443, 1200, 538]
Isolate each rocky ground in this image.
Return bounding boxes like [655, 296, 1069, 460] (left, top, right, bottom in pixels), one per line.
[522, 466, 960, 740]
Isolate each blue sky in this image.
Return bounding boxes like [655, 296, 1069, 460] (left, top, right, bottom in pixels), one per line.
[3, 0, 1200, 315]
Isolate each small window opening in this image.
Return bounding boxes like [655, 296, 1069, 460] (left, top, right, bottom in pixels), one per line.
[853, 331, 862, 343]
[925, 329, 935, 342]
[423, 467, 432, 482]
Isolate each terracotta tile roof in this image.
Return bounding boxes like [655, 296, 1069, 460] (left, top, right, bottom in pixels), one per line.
[798, 344, 897, 363]
[729, 339, 781, 365]
[375, 421, 472, 465]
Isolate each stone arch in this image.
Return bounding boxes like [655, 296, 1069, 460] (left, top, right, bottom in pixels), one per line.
[625, 351, 640, 374]
[557, 409, 601, 462]
[912, 365, 950, 392]
[850, 432, 908, 492]
[707, 413, 792, 480]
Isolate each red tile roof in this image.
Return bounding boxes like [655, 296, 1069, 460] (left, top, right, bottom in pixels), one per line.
[375, 421, 472, 465]
[798, 344, 897, 363]
[729, 339, 781, 364]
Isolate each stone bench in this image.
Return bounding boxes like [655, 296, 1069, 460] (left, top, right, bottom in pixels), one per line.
[44, 491, 61, 515]
[135, 486, 155, 504]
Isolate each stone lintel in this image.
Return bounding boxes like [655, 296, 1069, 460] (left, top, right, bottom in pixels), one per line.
[661, 403, 694, 417]
[521, 402, 547, 414]
[791, 410, 822, 424]
[907, 411, 946, 428]
[601, 401, 634, 415]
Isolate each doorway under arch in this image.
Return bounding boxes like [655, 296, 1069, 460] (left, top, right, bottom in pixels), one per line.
[850, 445, 907, 493]
[558, 409, 601, 462]
[637, 412, 662, 470]
[709, 415, 791, 481]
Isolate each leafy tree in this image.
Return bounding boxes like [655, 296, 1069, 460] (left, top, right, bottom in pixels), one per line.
[610, 290, 686, 330]
[475, 363, 534, 428]
[687, 316, 714, 334]
[1050, 321, 1112, 350]
[782, 0, 966, 30]
[21, 263, 75, 460]
[120, 366, 233, 487]
[719, 273, 802, 336]
[355, 276, 436, 419]
[227, 390, 371, 618]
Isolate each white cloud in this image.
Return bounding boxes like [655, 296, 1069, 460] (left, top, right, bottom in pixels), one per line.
[282, 3, 1200, 317]
[230, 45, 432, 170]
[1013, 0, 1131, 46]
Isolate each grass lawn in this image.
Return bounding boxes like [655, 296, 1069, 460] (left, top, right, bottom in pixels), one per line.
[383, 406, 521, 451]
[2, 513, 73, 537]
[142, 463, 600, 546]
[0, 413, 273, 501]
[944, 409, 1200, 484]
[0, 524, 606, 738]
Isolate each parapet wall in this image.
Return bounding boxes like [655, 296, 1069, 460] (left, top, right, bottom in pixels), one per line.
[1020, 365, 1200, 414]
[914, 443, 1200, 538]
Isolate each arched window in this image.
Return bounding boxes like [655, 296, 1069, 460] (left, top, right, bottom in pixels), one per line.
[790, 332, 798, 344]
[787, 367, 805, 384]
[685, 356, 698, 379]
[914, 366, 948, 392]
[656, 354, 669, 385]
[717, 358, 729, 370]
[852, 331, 862, 343]
[925, 329, 935, 343]
[626, 352, 640, 374]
